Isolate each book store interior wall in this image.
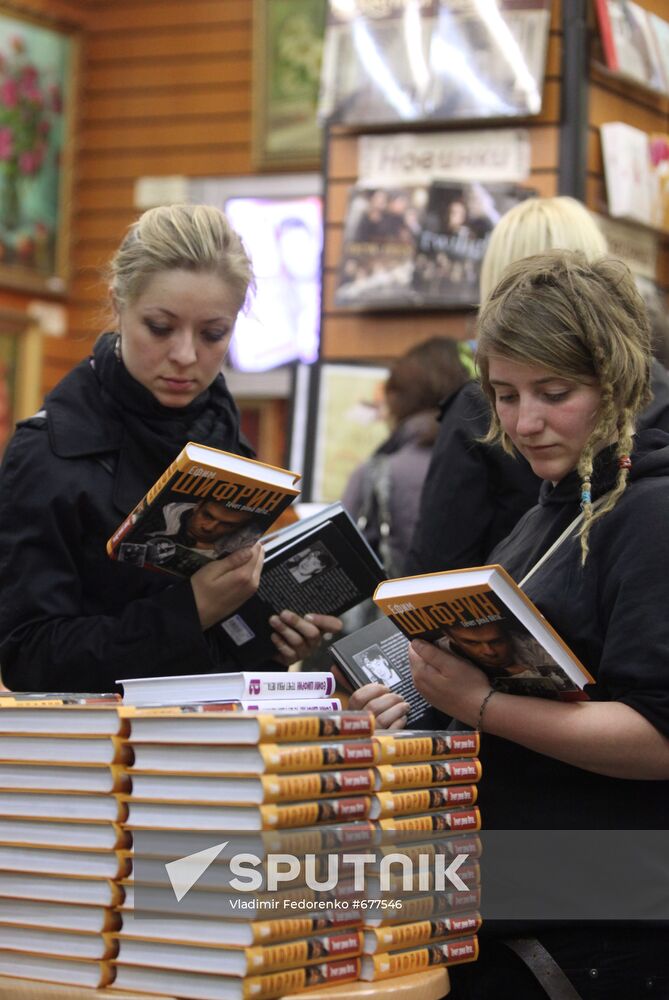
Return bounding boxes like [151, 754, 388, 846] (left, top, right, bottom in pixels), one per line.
[0, 0, 667, 497]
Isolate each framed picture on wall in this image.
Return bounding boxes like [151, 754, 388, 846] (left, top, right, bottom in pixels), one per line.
[252, 0, 326, 170]
[303, 362, 390, 504]
[0, 7, 78, 294]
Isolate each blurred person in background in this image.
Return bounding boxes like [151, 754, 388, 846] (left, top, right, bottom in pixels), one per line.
[343, 336, 469, 579]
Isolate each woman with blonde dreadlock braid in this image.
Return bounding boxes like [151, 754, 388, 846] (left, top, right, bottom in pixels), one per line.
[407, 251, 669, 999]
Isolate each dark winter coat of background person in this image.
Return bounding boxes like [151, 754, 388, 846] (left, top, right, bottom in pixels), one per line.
[342, 337, 468, 577]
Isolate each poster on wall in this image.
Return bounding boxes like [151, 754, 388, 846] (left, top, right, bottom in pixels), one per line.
[224, 194, 323, 371]
[253, 0, 327, 169]
[335, 179, 535, 310]
[308, 362, 389, 503]
[0, 9, 77, 294]
[319, 0, 551, 128]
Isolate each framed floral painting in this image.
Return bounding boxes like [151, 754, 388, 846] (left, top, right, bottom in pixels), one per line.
[253, 0, 326, 170]
[0, 8, 78, 294]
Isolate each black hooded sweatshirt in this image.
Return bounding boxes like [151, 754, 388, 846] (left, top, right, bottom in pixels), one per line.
[478, 428, 669, 832]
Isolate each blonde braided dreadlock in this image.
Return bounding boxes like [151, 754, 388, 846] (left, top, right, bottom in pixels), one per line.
[476, 250, 652, 563]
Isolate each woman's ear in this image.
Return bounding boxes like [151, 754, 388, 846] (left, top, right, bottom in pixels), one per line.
[109, 289, 120, 326]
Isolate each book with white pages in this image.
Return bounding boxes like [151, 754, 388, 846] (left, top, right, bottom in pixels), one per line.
[0, 870, 123, 907]
[0, 844, 129, 879]
[0, 818, 128, 851]
[0, 897, 120, 933]
[0, 951, 112, 989]
[118, 670, 336, 707]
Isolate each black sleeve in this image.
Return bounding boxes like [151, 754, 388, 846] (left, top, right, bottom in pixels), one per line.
[638, 359, 669, 434]
[597, 488, 669, 738]
[405, 383, 499, 574]
[405, 382, 541, 575]
[0, 434, 219, 693]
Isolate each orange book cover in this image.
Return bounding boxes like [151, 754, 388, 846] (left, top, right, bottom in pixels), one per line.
[375, 758, 481, 790]
[360, 935, 479, 980]
[107, 442, 300, 577]
[371, 783, 478, 818]
[375, 564, 593, 700]
[364, 913, 482, 953]
[374, 731, 479, 765]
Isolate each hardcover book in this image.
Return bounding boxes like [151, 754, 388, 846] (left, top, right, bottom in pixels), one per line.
[123, 795, 374, 831]
[114, 930, 364, 976]
[218, 502, 385, 669]
[360, 935, 479, 980]
[330, 616, 446, 729]
[117, 910, 362, 949]
[0, 952, 113, 990]
[649, 12, 669, 93]
[128, 737, 378, 775]
[107, 441, 301, 576]
[118, 670, 336, 707]
[374, 759, 482, 791]
[363, 913, 482, 953]
[370, 784, 479, 819]
[374, 564, 594, 699]
[128, 767, 376, 805]
[0, 898, 120, 934]
[601, 121, 662, 229]
[373, 731, 480, 765]
[374, 566, 594, 701]
[113, 957, 362, 1000]
[120, 708, 375, 746]
[0, 871, 124, 907]
[595, 0, 665, 92]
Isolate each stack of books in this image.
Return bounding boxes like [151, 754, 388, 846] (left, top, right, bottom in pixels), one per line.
[111, 694, 378, 998]
[358, 729, 482, 981]
[0, 692, 128, 989]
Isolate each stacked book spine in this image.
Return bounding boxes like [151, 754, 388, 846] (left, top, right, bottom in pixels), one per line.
[359, 729, 482, 982]
[0, 695, 127, 989]
[112, 705, 378, 999]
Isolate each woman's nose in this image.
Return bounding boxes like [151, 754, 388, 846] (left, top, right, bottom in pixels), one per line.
[516, 396, 544, 436]
[168, 331, 197, 365]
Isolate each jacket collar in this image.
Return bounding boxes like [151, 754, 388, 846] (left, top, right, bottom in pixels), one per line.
[45, 358, 125, 458]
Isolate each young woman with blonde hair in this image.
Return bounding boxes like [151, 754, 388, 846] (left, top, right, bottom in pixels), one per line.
[0, 204, 339, 692]
[407, 251, 669, 998]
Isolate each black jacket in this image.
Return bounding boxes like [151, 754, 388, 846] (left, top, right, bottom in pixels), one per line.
[406, 359, 669, 574]
[0, 358, 249, 693]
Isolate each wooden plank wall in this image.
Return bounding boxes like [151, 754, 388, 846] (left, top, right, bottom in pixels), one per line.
[4, 0, 668, 393]
[320, 2, 564, 361]
[47, 0, 254, 394]
[588, 0, 669, 289]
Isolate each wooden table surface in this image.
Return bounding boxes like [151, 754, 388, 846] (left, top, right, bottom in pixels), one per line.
[0, 968, 450, 1000]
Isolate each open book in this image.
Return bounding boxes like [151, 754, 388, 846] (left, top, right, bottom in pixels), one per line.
[330, 617, 446, 730]
[107, 442, 300, 576]
[374, 565, 593, 700]
[217, 502, 385, 668]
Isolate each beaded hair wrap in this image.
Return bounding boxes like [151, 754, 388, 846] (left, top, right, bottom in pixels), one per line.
[580, 475, 592, 510]
[618, 454, 632, 471]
